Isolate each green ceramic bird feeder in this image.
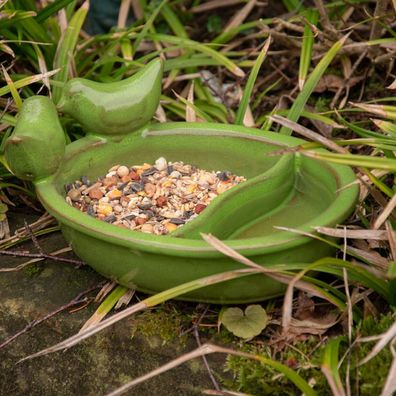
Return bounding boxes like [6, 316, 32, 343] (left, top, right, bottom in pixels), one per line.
[4, 59, 358, 303]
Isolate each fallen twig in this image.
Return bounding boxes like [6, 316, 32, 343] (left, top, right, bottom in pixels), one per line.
[0, 249, 85, 267]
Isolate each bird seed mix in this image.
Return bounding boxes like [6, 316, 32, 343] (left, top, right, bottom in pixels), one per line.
[65, 157, 246, 235]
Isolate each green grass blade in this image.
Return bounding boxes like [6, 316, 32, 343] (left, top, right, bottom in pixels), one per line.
[256, 356, 317, 396]
[173, 91, 214, 122]
[321, 337, 346, 396]
[252, 77, 282, 110]
[0, 10, 37, 30]
[0, 70, 60, 97]
[372, 119, 396, 137]
[160, 4, 188, 38]
[36, 0, 75, 23]
[312, 258, 390, 302]
[280, 34, 348, 135]
[133, 0, 168, 57]
[148, 33, 245, 77]
[0, 114, 16, 126]
[351, 102, 396, 121]
[336, 113, 384, 138]
[80, 285, 129, 332]
[212, 20, 266, 45]
[1, 66, 22, 109]
[52, 0, 89, 104]
[299, 9, 318, 90]
[235, 36, 271, 125]
[302, 150, 396, 172]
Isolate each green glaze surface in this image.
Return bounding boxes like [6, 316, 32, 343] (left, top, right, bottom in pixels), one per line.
[33, 124, 357, 303]
[57, 58, 163, 136]
[4, 59, 359, 302]
[5, 96, 66, 181]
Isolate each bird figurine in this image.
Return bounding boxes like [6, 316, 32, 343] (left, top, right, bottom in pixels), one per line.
[5, 95, 66, 181]
[57, 58, 163, 136]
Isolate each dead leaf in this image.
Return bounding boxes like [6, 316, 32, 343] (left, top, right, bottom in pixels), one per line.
[186, 81, 196, 122]
[288, 312, 340, 336]
[95, 281, 117, 303]
[224, 0, 256, 33]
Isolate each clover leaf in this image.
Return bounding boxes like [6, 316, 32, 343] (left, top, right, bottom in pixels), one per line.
[220, 305, 268, 339]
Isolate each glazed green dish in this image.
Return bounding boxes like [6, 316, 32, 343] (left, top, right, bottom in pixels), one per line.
[4, 59, 359, 303]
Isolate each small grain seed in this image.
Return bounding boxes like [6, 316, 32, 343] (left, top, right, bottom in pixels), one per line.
[130, 182, 144, 192]
[141, 223, 154, 233]
[156, 196, 167, 207]
[170, 218, 185, 225]
[165, 223, 178, 232]
[103, 176, 118, 187]
[106, 171, 117, 178]
[67, 157, 245, 235]
[138, 203, 152, 210]
[136, 217, 147, 225]
[64, 183, 74, 193]
[155, 157, 167, 171]
[107, 189, 122, 200]
[141, 167, 157, 177]
[195, 204, 206, 214]
[98, 203, 113, 216]
[170, 170, 181, 178]
[89, 188, 103, 200]
[67, 189, 81, 202]
[117, 165, 129, 177]
[144, 182, 156, 197]
[104, 214, 117, 223]
[81, 176, 91, 186]
[114, 205, 123, 213]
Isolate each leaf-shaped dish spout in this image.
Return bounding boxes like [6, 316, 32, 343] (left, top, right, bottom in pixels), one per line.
[57, 58, 163, 136]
